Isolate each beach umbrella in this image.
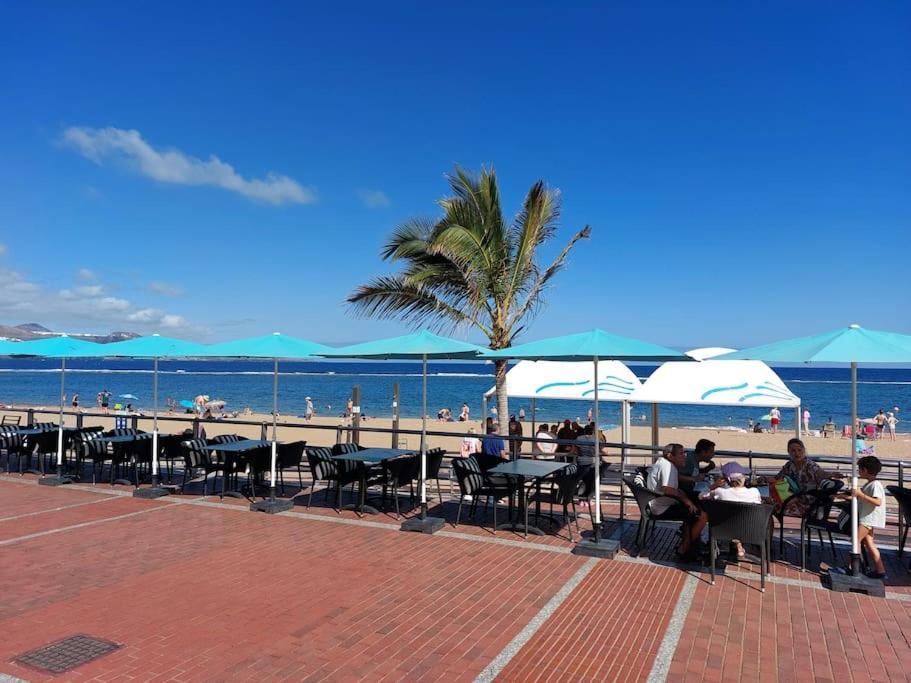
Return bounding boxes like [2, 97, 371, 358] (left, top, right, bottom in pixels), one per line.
[482, 329, 690, 557]
[102, 334, 209, 498]
[178, 399, 195, 409]
[718, 324, 911, 586]
[321, 330, 486, 533]
[119, 394, 140, 401]
[200, 333, 334, 513]
[9, 336, 108, 486]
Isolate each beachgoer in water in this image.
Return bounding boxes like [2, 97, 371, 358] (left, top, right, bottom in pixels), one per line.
[802, 408, 811, 435]
[886, 412, 898, 441]
[305, 397, 314, 421]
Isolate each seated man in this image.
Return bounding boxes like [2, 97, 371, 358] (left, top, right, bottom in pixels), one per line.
[677, 438, 715, 502]
[647, 443, 708, 558]
[481, 424, 508, 461]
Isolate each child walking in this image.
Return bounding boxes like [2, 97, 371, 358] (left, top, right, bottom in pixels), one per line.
[838, 455, 887, 579]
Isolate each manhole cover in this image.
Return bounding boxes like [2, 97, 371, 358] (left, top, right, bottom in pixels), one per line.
[15, 634, 121, 674]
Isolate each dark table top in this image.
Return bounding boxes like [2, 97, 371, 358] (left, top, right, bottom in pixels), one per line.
[489, 459, 569, 479]
[204, 439, 273, 453]
[94, 433, 153, 444]
[11, 426, 80, 436]
[333, 448, 414, 464]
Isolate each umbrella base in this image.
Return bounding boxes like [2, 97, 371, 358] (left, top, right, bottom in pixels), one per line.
[38, 475, 73, 487]
[400, 516, 445, 534]
[133, 486, 170, 499]
[827, 571, 885, 598]
[250, 498, 294, 514]
[572, 538, 619, 559]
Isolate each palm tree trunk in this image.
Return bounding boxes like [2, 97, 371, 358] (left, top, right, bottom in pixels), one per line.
[494, 359, 509, 435]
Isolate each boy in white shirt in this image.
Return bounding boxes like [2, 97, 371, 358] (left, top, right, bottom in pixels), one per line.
[836, 455, 887, 579]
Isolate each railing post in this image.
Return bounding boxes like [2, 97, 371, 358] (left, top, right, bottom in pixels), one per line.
[351, 385, 361, 445]
[260, 422, 267, 440]
[899, 461, 905, 557]
[391, 383, 400, 448]
[76, 412, 84, 429]
[27, 409, 34, 427]
[131, 414, 139, 430]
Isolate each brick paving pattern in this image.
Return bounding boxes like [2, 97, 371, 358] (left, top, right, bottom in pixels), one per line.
[1, 474, 910, 682]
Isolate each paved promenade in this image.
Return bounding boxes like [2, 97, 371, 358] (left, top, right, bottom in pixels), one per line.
[0, 476, 909, 682]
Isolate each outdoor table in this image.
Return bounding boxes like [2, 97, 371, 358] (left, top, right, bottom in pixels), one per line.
[204, 440, 275, 500]
[333, 448, 415, 515]
[93, 433, 154, 485]
[488, 459, 568, 537]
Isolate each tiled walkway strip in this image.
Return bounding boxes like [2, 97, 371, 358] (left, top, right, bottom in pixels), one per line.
[0, 505, 168, 547]
[474, 557, 599, 682]
[646, 573, 698, 682]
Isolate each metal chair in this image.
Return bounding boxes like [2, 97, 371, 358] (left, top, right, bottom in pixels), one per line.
[702, 499, 774, 591]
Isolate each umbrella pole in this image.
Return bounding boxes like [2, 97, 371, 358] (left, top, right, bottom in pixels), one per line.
[41, 357, 72, 486]
[251, 359, 292, 514]
[134, 356, 169, 498]
[850, 362, 861, 574]
[592, 356, 601, 542]
[421, 354, 427, 519]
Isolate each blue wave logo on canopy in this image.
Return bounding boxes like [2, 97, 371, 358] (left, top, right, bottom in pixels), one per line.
[537, 375, 635, 397]
[700, 380, 797, 403]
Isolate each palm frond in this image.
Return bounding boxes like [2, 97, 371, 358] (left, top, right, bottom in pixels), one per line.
[505, 181, 561, 310]
[380, 218, 436, 261]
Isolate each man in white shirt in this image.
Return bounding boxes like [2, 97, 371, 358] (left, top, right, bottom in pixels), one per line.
[647, 443, 707, 557]
[532, 423, 557, 458]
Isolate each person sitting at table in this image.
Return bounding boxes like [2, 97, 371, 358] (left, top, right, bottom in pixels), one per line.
[678, 438, 716, 502]
[532, 423, 557, 458]
[555, 419, 575, 455]
[459, 427, 482, 458]
[700, 461, 761, 558]
[481, 424, 508, 461]
[772, 437, 843, 517]
[647, 443, 707, 558]
[572, 423, 608, 469]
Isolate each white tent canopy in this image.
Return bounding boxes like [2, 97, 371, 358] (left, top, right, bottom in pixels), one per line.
[483, 360, 642, 401]
[630, 348, 800, 408]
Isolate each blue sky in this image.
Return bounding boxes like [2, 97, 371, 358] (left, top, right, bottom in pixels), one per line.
[1, 2, 908, 349]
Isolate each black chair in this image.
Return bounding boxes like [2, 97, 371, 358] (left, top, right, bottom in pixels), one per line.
[78, 431, 112, 484]
[772, 478, 842, 557]
[157, 433, 187, 483]
[451, 457, 511, 531]
[800, 479, 848, 571]
[33, 430, 60, 474]
[179, 438, 220, 495]
[0, 427, 28, 473]
[1, 415, 21, 426]
[305, 446, 338, 509]
[886, 485, 911, 566]
[383, 454, 420, 518]
[702, 500, 774, 592]
[623, 467, 688, 554]
[277, 440, 307, 494]
[530, 464, 582, 541]
[332, 442, 361, 455]
[423, 447, 446, 505]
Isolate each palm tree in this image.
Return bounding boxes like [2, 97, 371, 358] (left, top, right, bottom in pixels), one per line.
[347, 166, 590, 432]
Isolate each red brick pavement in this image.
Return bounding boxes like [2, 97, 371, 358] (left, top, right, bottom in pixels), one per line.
[498, 561, 685, 682]
[0, 480, 111, 518]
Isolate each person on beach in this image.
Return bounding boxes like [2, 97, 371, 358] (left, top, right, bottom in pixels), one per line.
[647, 443, 708, 558]
[532, 423, 556, 458]
[481, 424, 508, 461]
[874, 409, 886, 439]
[769, 407, 781, 433]
[802, 408, 811, 435]
[886, 412, 897, 441]
[346, 398, 353, 417]
[101, 390, 110, 414]
[772, 438, 843, 517]
[700, 462, 761, 558]
[305, 397, 314, 421]
[835, 455, 887, 579]
[71, 393, 79, 409]
[459, 403, 469, 421]
[508, 415, 523, 458]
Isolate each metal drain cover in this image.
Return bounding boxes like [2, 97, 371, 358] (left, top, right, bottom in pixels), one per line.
[15, 634, 121, 673]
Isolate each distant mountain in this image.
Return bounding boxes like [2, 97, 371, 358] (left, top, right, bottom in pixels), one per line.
[0, 323, 140, 344]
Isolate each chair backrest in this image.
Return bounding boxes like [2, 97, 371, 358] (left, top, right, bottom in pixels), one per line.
[553, 464, 581, 505]
[107, 427, 138, 437]
[32, 430, 59, 453]
[803, 480, 843, 525]
[34, 422, 57, 431]
[306, 446, 337, 481]
[622, 467, 662, 515]
[332, 442, 360, 455]
[1, 415, 21, 425]
[386, 454, 418, 488]
[425, 448, 445, 478]
[211, 434, 241, 445]
[701, 500, 774, 545]
[474, 451, 501, 472]
[278, 441, 307, 468]
[452, 457, 485, 497]
[180, 438, 210, 468]
[886, 485, 911, 526]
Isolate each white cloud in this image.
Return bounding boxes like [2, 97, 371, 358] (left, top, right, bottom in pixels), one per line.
[147, 281, 183, 297]
[0, 243, 6, 256]
[62, 126, 317, 206]
[357, 189, 391, 208]
[0, 264, 198, 336]
[76, 268, 96, 281]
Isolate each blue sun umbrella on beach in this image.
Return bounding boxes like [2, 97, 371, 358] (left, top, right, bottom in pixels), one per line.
[102, 334, 209, 498]
[199, 333, 334, 513]
[178, 399, 196, 410]
[482, 329, 690, 555]
[321, 330, 487, 532]
[6, 335, 108, 485]
[718, 324, 911, 584]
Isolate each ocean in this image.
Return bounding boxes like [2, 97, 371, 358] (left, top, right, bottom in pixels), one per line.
[0, 358, 907, 432]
